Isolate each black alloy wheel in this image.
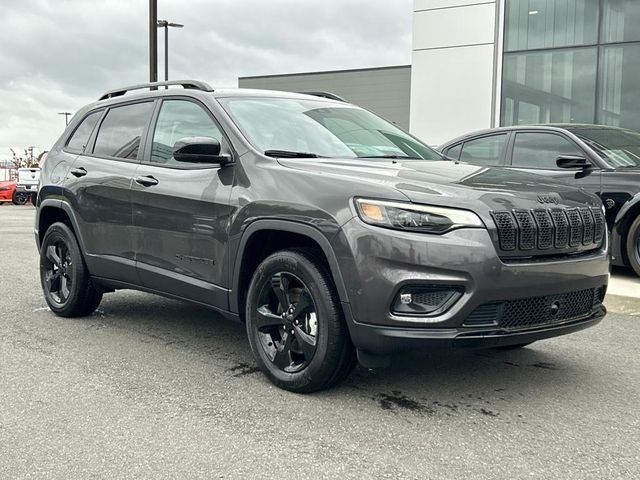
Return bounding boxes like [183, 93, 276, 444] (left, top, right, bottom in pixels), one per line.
[12, 191, 29, 205]
[255, 272, 318, 373]
[42, 241, 73, 305]
[39, 222, 102, 317]
[245, 249, 356, 393]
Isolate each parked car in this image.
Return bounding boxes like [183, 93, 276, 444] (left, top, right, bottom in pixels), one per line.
[36, 81, 609, 392]
[0, 180, 17, 203]
[15, 167, 40, 205]
[439, 124, 640, 276]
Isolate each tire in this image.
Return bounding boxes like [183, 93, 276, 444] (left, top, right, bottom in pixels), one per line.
[245, 248, 356, 393]
[626, 215, 640, 277]
[39, 222, 102, 317]
[493, 342, 534, 351]
[12, 191, 28, 205]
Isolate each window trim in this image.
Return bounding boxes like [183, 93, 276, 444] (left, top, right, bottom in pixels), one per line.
[81, 98, 157, 164]
[459, 132, 511, 166]
[140, 95, 236, 170]
[506, 130, 594, 170]
[62, 109, 105, 154]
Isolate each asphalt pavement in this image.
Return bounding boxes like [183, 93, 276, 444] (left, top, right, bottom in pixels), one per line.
[1, 205, 639, 479]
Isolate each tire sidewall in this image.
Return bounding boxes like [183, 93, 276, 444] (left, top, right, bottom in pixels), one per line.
[627, 216, 640, 276]
[246, 252, 336, 389]
[40, 223, 85, 314]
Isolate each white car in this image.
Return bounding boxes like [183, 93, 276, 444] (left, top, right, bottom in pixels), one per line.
[14, 167, 41, 205]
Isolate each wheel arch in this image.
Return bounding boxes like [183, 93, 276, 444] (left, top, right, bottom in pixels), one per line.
[230, 220, 349, 317]
[37, 199, 86, 252]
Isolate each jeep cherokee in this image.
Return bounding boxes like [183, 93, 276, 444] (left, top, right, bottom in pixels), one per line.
[36, 80, 609, 392]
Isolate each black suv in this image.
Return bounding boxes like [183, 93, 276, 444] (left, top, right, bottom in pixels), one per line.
[36, 81, 609, 392]
[439, 125, 640, 276]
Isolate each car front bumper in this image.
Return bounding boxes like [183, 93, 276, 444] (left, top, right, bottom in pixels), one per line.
[332, 218, 609, 354]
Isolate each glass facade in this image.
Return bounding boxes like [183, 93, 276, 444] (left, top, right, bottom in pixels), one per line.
[501, 0, 640, 131]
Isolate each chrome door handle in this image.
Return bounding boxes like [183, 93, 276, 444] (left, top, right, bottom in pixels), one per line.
[135, 175, 159, 187]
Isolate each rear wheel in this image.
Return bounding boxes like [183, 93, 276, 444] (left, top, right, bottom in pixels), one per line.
[626, 215, 640, 277]
[40, 222, 102, 317]
[245, 248, 355, 393]
[12, 191, 28, 205]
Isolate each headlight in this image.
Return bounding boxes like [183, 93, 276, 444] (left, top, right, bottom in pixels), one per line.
[354, 198, 483, 234]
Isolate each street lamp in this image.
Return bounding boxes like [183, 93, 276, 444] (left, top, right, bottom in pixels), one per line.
[157, 19, 184, 85]
[58, 112, 72, 126]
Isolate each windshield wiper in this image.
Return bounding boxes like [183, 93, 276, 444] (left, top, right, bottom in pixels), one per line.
[264, 149, 321, 158]
[361, 154, 423, 160]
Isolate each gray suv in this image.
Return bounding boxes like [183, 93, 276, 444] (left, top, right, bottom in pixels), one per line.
[36, 80, 609, 392]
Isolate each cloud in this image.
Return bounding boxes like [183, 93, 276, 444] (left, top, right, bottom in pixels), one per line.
[0, 0, 412, 158]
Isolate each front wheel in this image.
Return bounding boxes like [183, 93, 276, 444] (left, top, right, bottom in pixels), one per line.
[40, 222, 102, 317]
[245, 248, 355, 393]
[12, 191, 28, 205]
[626, 215, 640, 277]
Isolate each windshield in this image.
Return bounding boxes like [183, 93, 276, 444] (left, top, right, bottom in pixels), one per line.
[218, 97, 442, 160]
[569, 127, 640, 168]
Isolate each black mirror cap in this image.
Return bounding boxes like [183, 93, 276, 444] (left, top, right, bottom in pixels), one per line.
[172, 137, 231, 164]
[556, 155, 592, 169]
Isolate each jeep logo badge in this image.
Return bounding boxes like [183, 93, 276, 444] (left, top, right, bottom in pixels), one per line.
[537, 193, 560, 205]
[550, 301, 561, 316]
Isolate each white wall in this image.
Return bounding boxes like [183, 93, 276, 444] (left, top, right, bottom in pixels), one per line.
[410, 0, 500, 146]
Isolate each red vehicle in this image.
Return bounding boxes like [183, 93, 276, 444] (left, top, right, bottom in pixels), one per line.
[0, 181, 27, 205]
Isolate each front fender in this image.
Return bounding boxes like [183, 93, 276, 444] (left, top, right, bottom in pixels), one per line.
[611, 192, 640, 265]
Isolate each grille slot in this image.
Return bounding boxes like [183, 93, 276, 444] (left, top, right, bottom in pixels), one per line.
[492, 206, 605, 257]
[463, 287, 605, 329]
[491, 211, 517, 251]
[550, 209, 570, 248]
[566, 208, 583, 246]
[513, 210, 536, 250]
[592, 208, 605, 244]
[532, 209, 554, 250]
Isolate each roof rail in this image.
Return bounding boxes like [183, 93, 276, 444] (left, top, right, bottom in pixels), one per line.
[298, 91, 346, 102]
[99, 80, 214, 101]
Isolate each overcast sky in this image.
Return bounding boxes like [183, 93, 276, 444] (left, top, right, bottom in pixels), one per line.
[0, 0, 412, 159]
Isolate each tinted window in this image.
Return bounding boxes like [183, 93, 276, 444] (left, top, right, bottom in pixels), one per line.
[93, 102, 153, 160]
[459, 135, 507, 166]
[151, 100, 223, 165]
[67, 111, 101, 153]
[445, 143, 462, 160]
[512, 132, 583, 169]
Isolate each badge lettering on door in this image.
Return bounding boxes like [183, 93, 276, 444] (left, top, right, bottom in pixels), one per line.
[175, 254, 215, 266]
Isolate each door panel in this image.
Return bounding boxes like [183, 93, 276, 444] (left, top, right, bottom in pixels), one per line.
[132, 98, 234, 309]
[68, 101, 154, 282]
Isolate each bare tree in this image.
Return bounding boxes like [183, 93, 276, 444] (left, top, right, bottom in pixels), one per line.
[10, 148, 40, 168]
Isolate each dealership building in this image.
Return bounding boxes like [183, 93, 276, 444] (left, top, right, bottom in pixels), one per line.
[240, 0, 640, 146]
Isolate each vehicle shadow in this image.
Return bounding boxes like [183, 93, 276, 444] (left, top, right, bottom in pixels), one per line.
[92, 291, 603, 417]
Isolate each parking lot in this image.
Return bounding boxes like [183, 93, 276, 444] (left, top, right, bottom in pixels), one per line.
[1, 205, 639, 479]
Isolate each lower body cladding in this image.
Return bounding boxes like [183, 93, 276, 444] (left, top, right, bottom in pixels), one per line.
[332, 218, 609, 362]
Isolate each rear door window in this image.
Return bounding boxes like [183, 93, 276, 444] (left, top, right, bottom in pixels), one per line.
[66, 111, 102, 153]
[444, 143, 462, 160]
[93, 102, 154, 160]
[460, 134, 507, 166]
[511, 132, 583, 169]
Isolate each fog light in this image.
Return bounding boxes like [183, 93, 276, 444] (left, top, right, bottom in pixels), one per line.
[392, 286, 463, 316]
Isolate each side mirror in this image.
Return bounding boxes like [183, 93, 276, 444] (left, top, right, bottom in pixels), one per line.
[173, 137, 231, 164]
[556, 155, 592, 169]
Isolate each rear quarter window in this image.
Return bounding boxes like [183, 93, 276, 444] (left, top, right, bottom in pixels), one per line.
[66, 111, 102, 153]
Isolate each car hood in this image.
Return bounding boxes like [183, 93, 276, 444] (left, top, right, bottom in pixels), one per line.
[278, 158, 601, 218]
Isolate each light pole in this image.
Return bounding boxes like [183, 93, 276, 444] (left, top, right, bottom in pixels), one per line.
[58, 112, 72, 126]
[157, 19, 184, 85]
[149, 0, 157, 83]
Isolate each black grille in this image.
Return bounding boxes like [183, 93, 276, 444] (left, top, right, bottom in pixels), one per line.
[491, 211, 517, 250]
[463, 287, 605, 329]
[412, 290, 453, 308]
[492, 206, 605, 257]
